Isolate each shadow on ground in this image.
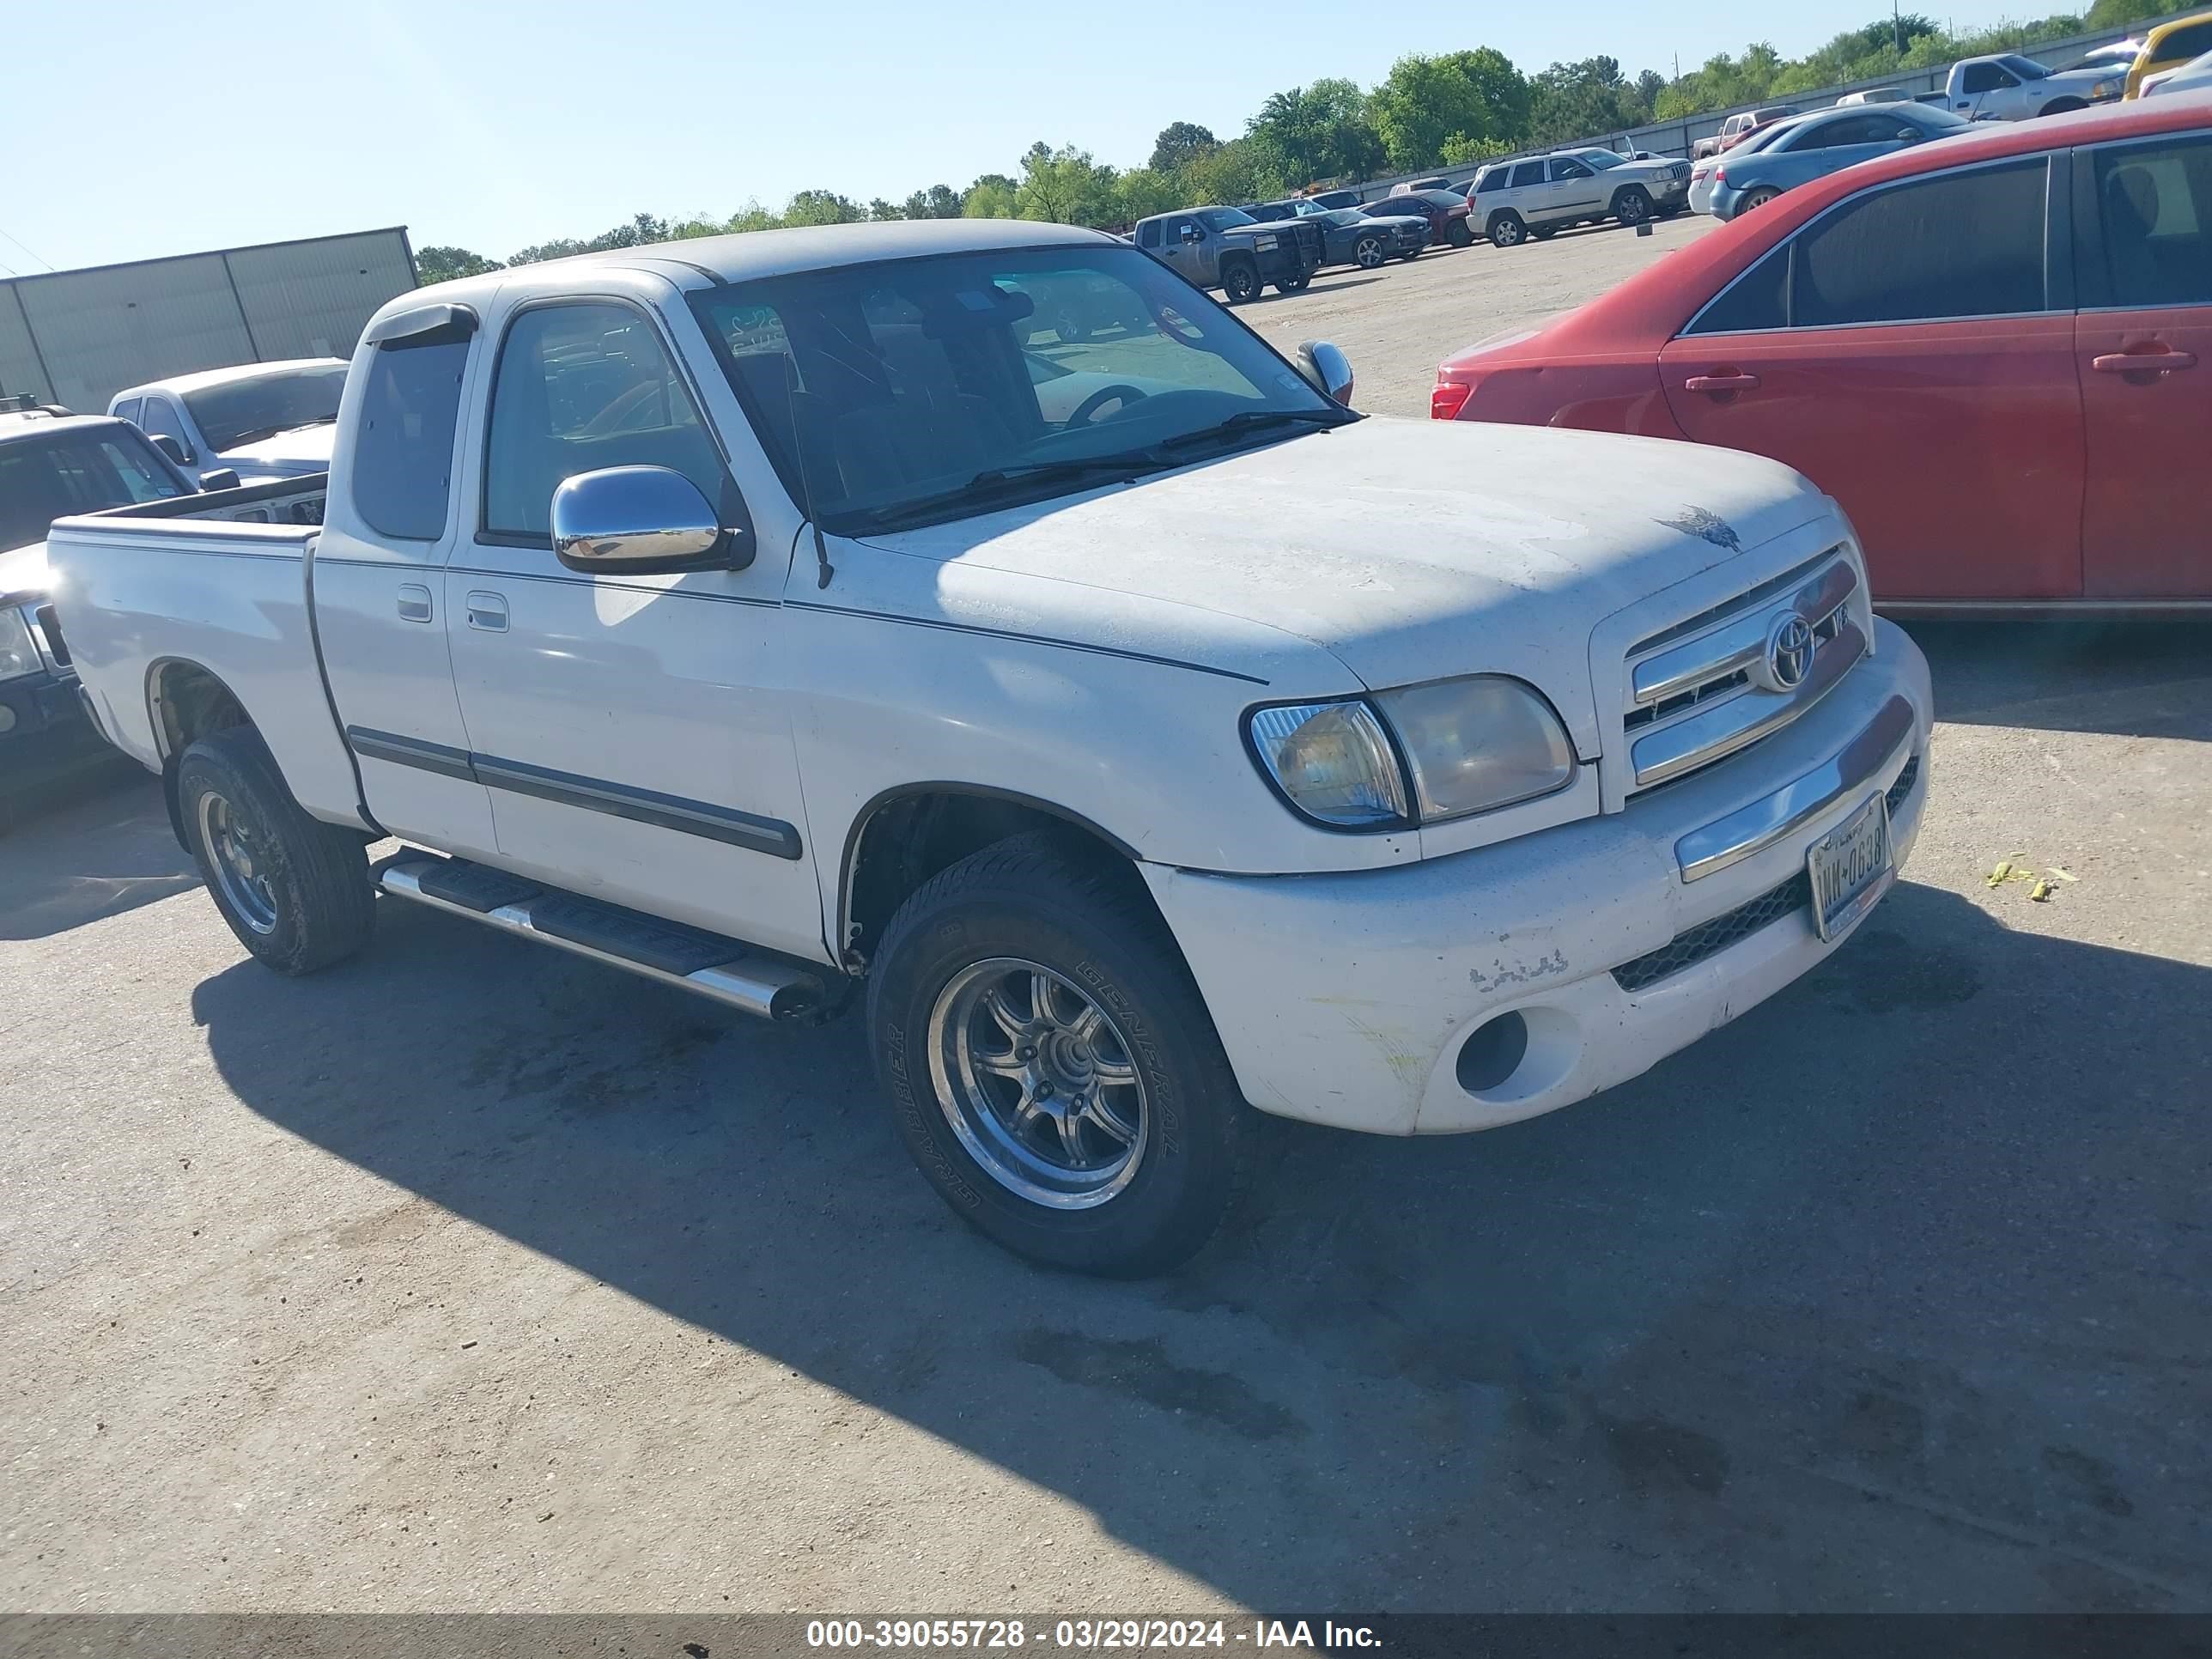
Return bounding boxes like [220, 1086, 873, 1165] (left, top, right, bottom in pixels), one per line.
[1900, 619, 2212, 741]
[190, 875, 2211, 1612]
[0, 764, 198, 942]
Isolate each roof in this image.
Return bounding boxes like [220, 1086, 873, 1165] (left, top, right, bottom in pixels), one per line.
[0, 411, 128, 446]
[1540, 90, 2212, 353]
[406, 218, 1117, 312]
[110, 357, 348, 400]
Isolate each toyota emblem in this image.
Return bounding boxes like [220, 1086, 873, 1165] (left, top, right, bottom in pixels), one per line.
[1762, 615, 1815, 691]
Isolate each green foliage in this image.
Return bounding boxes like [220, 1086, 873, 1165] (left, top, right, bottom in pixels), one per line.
[1247, 78, 1382, 185]
[1528, 56, 1651, 143]
[781, 190, 864, 227]
[962, 173, 1022, 220]
[415, 245, 501, 285]
[1149, 122, 1218, 173]
[902, 184, 965, 219]
[1112, 167, 1188, 223]
[1370, 49, 1531, 172]
[1015, 143, 1121, 226]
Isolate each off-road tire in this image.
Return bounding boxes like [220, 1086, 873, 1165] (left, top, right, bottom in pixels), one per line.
[176, 728, 374, 974]
[867, 832, 1251, 1278]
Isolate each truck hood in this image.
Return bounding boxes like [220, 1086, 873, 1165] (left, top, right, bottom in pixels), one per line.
[0, 539, 49, 606]
[859, 416, 1834, 752]
[219, 423, 336, 474]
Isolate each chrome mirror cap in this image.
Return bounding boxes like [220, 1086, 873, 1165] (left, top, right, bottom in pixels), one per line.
[1297, 340, 1356, 407]
[550, 465, 733, 574]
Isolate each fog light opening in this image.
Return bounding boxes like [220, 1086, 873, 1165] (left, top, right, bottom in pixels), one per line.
[1455, 1011, 1529, 1095]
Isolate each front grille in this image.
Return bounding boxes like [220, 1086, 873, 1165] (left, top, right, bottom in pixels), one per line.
[1611, 750, 1921, 994]
[1620, 548, 1863, 793]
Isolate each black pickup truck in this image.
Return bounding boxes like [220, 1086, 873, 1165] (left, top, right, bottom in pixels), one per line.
[1130, 206, 1326, 302]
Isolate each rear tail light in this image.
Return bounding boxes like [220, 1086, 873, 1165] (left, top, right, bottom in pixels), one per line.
[1431, 378, 1474, 421]
[1712, 166, 1728, 184]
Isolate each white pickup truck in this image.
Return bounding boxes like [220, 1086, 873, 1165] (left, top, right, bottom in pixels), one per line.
[1943, 52, 2126, 119]
[49, 220, 1932, 1275]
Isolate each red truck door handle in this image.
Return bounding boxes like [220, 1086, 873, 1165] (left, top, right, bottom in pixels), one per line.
[2093, 349, 2197, 374]
[1685, 371, 1761, 393]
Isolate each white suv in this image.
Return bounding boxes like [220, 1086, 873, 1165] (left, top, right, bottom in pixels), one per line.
[1468, 149, 1693, 246]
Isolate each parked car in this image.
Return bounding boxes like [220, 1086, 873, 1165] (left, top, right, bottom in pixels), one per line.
[1695, 106, 1800, 159]
[1401, 175, 1472, 194]
[0, 407, 278, 809]
[1837, 87, 1913, 105]
[1705, 103, 1972, 220]
[1132, 206, 1324, 301]
[1368, 189, 1476, 246]
[1237, 200, 1300, 222]
[51, 218, 1932, 1275]
[1468, 149, 1691, 246]
[2124, 10, 2212, 96]
[107, 359, 348, 486]
[1306, 206, 1429, 267]
[2069, 40, 2145, 76]
[1298, 188, 1364, 211]
[1690, 115, 1811, 213]
[1943, 52, 2124, 119]
[1435, 98, 2212, 610]
[2141, 47, 2212, 96]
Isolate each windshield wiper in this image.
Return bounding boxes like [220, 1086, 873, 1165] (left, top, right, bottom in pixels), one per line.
[1157, 407, 1355, 451]
[838, 453, 1173, 532]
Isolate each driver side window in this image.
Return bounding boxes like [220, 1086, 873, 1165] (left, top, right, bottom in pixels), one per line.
[1551, 158, 1594, 181]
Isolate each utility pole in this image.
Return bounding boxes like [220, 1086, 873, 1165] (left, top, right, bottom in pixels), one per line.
[1894, 0, 1904, 55]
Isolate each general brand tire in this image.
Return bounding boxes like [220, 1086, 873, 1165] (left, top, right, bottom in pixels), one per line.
[177, 728, 374, 974]
[1221, 261, 1261, 304]
[1489, 212, 1526, 248]
[1447, 219, 1475, 247]
[1613, 185, 1652, 226]
[867, 832, 1250, 1278]
[1354, 234, 1386, 269]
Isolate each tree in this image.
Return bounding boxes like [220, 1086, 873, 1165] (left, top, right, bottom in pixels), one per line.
[1177, 137, 1293, 208]
[962, 173, 1022, 219]
[867, 198, 902, 221]
[1370, 49, 1531, 172]
[1528, 57, 1644, 144]
[415, 246, 501, 285]
[901, 183, 964, 219]
[781, 190, 864, 227]
[1015, 142, 1120, 226]
[1111, 167, 1187, 224]
[1247, 78, 1380, 185]
[1149, 121, 1218, 173]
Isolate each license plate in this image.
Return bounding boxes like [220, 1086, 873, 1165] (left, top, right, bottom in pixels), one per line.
[1807, 793, 1893, 942]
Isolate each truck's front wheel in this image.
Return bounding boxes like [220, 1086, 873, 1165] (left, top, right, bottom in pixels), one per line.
[867, 834, 1249, 1277]
[177, 728, 374, 974]
[1220, 260, 1261, 304]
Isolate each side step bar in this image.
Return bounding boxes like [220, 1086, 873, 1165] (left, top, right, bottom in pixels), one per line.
[378, 855, 827, 1022]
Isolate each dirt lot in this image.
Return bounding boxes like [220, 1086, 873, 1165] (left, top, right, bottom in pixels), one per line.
[4, 216, 2209, 1620]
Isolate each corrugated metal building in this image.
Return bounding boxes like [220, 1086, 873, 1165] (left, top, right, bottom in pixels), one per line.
[0, 228, 418, 412]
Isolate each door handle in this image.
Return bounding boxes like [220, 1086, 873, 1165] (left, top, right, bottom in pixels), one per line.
[2092, 349, 2196, 374]
[1685, 371, 1761, 393]
[465, 591, 509, 632]
[396, 583, 432, 623]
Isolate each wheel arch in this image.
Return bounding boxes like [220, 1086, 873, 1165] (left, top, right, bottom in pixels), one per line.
[837, 783, 1146, 970]
[145, 658, 256, 850]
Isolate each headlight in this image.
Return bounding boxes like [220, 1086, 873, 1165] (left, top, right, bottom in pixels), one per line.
[0, 607, 41, 682]
[1254, 234, 1279, 250]
[1247, 701, 1408, 828]
[1246, 676, 1577, 831]
[2092, 79, 2116, 98]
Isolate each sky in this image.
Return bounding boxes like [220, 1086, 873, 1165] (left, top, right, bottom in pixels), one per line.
[9, 0, 1991, 274]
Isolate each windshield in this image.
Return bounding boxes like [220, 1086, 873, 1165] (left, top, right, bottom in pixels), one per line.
[182, 364, 346, 452]
[2001, 54, 2051, 79]
[1194, 208, 1255, 231]
[0, 426, 191, 552]
[687, 245, 1349, 535]
[1577, 149, 1628, 169]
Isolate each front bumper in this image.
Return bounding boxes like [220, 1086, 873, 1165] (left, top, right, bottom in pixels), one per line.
[1145, 621, 1931, 1136]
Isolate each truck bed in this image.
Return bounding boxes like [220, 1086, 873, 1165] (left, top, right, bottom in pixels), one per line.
[47, 473, 363, 830]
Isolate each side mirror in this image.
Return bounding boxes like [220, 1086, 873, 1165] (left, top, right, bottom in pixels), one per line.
[1896, 127, 1923, 143]
[197, 467, 242, 492]
[1297, 340, 1355, 407]
[150, 434, 193, 465]
[550, 465, 750, 574]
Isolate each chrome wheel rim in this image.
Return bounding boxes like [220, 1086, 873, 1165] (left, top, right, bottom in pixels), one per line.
[198, 792, 278, 935]
[1356, 238, 1382, 268]
[927, 957, 1149, 1209]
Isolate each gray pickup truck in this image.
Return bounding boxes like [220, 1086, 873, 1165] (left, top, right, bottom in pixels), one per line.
[1131, 206, 1324, 302]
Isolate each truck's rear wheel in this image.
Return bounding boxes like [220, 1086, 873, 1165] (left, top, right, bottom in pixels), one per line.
[867, 833, 1249, 1277]
[1220, 260, 1261, 304]
[1274, 272, 1312, 295]
[177, 728, 374, 974]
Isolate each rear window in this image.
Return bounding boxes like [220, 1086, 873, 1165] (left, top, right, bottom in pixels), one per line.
[1510, 161, 1544, 188]
[2087, 135, 2212, 308]
[350, 333, 470, 541]
[0, 428, 191, 552]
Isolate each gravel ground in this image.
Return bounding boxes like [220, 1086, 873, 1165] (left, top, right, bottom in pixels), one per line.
[3, 216, 2209, 1621]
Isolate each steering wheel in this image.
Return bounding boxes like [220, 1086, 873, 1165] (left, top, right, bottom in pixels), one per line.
[1066, 384, 1149, 426]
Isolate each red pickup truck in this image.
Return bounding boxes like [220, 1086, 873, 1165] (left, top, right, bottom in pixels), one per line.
[1434, 97, 2211, 611]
